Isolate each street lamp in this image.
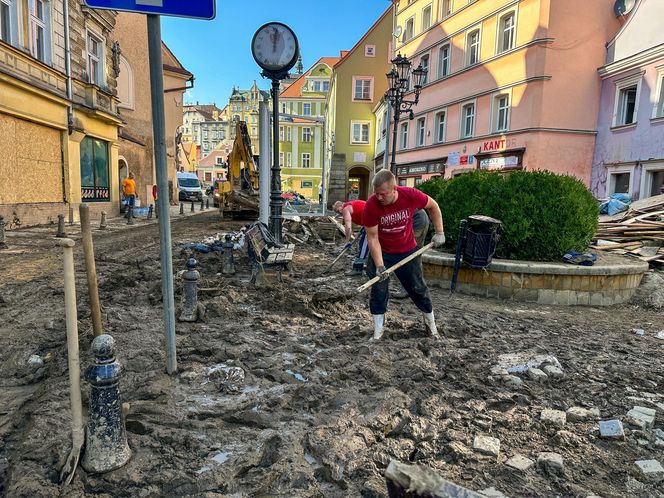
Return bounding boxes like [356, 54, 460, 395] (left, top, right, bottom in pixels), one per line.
[385, 53, 427, 175]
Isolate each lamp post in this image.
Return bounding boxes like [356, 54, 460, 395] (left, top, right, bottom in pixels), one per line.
[385, 53, 427, 176]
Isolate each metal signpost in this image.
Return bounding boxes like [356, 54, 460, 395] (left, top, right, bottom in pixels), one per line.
[83, 0, 215, 375]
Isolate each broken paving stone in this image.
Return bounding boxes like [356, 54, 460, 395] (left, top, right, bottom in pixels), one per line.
[505, 454, 534, 472]
[632, 328, 645, 336]
[634, 459, 664, 483]
[541, 409, 566, 427]
[527, 368, 548, 382]
[473, 435, 500, 457]
[542, 365, 564, 379]
[479, 487, 509, 498]
[567, 406, 600, 422]
[504, 375, 523, 388]
[656, 331, 664, 340]
[626, 406, 656, 430]
[490, 366, 509, 377]
[537, 452, 564, 477]
[599, 419, 625, 439]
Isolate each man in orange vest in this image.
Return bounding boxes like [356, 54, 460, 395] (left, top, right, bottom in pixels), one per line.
[122, 172, 137, 218]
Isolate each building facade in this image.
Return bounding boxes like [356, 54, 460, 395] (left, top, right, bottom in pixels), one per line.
[391, 0, 621, 187]
[591, 0, 664, 200]
[326, 7, 392, 204]
[278, 58, 338, 199]
[182, 103, 227, 161]
[0, 1, 122, 226]
[227, 82, 269, 156]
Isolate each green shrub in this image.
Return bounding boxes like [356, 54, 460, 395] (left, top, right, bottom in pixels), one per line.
[419, 170, 598, 261]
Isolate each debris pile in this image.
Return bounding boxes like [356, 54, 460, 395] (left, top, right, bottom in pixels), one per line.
[283, 216, 346, 245]
[180, 230, 246, 253]
[593, 194, 664, 266]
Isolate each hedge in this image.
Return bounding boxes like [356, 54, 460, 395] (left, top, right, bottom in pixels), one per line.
[418, 170, 599, 261]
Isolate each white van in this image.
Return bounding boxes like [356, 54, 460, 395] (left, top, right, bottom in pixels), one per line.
[177, 172, 203, 202]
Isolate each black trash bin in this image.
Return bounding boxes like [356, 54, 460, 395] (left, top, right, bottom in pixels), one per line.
[462, 215, 502, 268]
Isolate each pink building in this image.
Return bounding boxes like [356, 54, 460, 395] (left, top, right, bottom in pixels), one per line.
[389, 0, 622, 187]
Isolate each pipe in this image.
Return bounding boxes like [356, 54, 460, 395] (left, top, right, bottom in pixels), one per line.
[79, 204, 103, 337]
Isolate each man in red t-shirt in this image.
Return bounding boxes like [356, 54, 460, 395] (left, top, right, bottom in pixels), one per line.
[363, 169, 445, 340]
[333, 199, 368, 274]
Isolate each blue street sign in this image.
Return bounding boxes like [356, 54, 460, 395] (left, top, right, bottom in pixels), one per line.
[83, 0, 215, 19]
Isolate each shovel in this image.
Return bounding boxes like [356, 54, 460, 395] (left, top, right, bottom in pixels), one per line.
[357, 243, 434, 293]
[321, 244, 352, 275]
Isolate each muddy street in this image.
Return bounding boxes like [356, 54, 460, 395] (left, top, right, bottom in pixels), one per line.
[0, 212, 663, 497]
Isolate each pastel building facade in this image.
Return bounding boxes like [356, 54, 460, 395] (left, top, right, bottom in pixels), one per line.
[591, 0, 664, 200]
[391, 0, 621, 187]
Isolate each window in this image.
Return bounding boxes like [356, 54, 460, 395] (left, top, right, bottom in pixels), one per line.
[279, 126, 285, 141]
[80, 137, 110, 201]
[287, 126, 292, 141]
[498, 12, 516, 53]
[613, 75, 641, 126]
[609, 172, 631, 195]
[441, 0, 452, 18]
[466, 29, 480, 66]
[322, 80, 330, 92]
[279, 152, 284, 167]
[353, 78, 373, 101]
[365, 45, 376, 57]
[301, 181, 313, 188]
[29, 0, 47, 62]
[420, 54, 429, 85]
[642, 163, 664, 198]
[435, 110, 446, 143]
[351, 121, 370, 144]
[312, 80, 321, 92]
[281, 103, 287, 114]
[1, 0, 13, 43]
[438, 44, 450, 78]
[652, 70, 664, 119]
[415, 177, 423, 186]
[404, 17, 414, 41]
[302, 127, 312, 142]
[494, 94, 510, 132]
[400, 122, 409, 149]
[216, 157, 224, 165]
[303, 103, 311, 115]
[286, 152, 292, 167]
[252, 127, 257, 136]
[422, 4, 432, 31]
[117, 56, 134, 109]
[461, 102, 475, 138]
[87, 31, 104, 86]
[204, 172, 212, 182]
[416, 118, 426, 146]
[301, 153, 311, 168]
[398, 178, 407, 186]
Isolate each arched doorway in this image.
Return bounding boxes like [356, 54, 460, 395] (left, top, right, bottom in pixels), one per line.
[347, 166, 370, 200]
[118, 157, 128, 207]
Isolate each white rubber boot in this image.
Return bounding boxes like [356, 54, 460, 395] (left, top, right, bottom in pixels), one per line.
[424, 311, 440, 338]
[372, 314, 384, 341]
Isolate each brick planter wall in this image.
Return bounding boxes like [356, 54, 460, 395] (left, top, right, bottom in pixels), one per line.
[423, 252, 649, 306]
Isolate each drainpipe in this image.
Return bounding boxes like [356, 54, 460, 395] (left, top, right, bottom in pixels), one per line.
[63, 0, 73, 132]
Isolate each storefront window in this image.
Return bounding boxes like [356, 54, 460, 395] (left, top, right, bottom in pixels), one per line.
[80, 136, 110, 201]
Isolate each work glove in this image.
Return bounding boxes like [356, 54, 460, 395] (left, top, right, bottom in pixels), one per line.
[376, 265, 389, 282]
[432, 232, 446, 248]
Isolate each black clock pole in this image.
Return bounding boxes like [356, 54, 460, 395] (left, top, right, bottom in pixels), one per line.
[270, 77, 283, 245]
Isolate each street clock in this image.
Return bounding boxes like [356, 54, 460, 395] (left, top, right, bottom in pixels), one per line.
[251, 22, 299, 78]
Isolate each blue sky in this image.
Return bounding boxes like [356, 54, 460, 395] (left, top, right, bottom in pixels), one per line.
[161, 1, 391, 106]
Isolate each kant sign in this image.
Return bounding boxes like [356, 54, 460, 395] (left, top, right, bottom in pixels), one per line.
[482, 138, 518, 152]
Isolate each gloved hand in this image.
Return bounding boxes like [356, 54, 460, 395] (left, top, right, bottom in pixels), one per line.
[376, 265, 389, 282]
[432, 232, 446, 248]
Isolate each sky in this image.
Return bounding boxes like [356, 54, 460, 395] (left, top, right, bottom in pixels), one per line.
[161, 0, 392, 107]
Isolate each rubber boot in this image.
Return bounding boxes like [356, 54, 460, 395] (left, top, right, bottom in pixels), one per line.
[372, 314, 384, 341]
[423, 311, 440, 338]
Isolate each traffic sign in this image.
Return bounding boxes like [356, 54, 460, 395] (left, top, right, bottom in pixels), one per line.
[83, 0, 215, 19]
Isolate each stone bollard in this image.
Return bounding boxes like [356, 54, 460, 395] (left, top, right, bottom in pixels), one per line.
[206, 198, 210, 209]
[179, 258, 200, 322]
[126, 205, 134, 225]
[82, 334, 131, 474]
[56, 214, 66, 238]
[68, 205, 74, 225]
[99, 211, 107, 230]
[179, 202, 184, 215]
[190, 201, 195, 213]
[147, 204, 153, 220]
[200, 199, 204, 211]
[222, 234, 236, 275]
[0, 216, 6, 249]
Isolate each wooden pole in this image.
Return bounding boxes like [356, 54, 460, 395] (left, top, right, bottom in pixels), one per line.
[79, 204, 103, 336]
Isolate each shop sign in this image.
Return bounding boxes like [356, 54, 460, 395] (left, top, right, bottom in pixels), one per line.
[397, 162, 443, 176]
[480, 156, 519, 170]
[459, 155, 474, 165]
[482, 138, 518, 152]
[448, 152, 460, 166]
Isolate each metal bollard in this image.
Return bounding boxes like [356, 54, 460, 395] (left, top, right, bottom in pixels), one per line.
[0, 216, 6, 249]
[206, 198, 210, 209]
[82, 334, 131, 473]
[190, 201, 195, 213]
[222, 234, 236, 275]
[200, 199, 204, 211]
[155, 200, 158, 219]
[56, 214, 66, 238]
[179, 258, 200, 322]
[147, 204, 153, 220]
[99, 211, 107, 230]
[179, 202, 184, 215]
[126, 205, 134, 225]
[68, 205, 74, 225]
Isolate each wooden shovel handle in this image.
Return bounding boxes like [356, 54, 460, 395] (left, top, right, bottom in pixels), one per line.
[357, 243, 434, 293]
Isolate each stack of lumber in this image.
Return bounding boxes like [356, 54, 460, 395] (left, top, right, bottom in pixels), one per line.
[592, 194, 664, 266]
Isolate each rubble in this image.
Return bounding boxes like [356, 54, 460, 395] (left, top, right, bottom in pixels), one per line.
[473, 435, 501, 457]
[599, 420, 625, 439]
[634, 459, 664, 483]
[537, 452, 564, 477]
[540, 409, 566, 427]
[505, 454, 534, 472]
[566, 406, 600, 422]
[626, 406, 656, 430]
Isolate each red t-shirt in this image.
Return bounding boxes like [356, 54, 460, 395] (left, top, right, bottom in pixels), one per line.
[363, 186, 428, 254]
[342, 200, 366, 226]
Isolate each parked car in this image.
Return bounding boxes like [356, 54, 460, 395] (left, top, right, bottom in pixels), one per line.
[177, 172, 203, 202]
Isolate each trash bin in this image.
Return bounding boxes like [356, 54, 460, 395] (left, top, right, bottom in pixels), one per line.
[462, 215, 502, 268]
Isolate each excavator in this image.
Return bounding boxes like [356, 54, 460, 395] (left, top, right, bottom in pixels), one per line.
[216, 121, 260, 218]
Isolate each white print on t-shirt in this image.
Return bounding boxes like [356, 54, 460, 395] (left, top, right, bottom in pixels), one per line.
[380, 209, 410, 233]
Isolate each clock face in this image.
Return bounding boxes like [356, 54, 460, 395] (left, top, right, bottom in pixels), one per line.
[252, 23, 299, 73]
